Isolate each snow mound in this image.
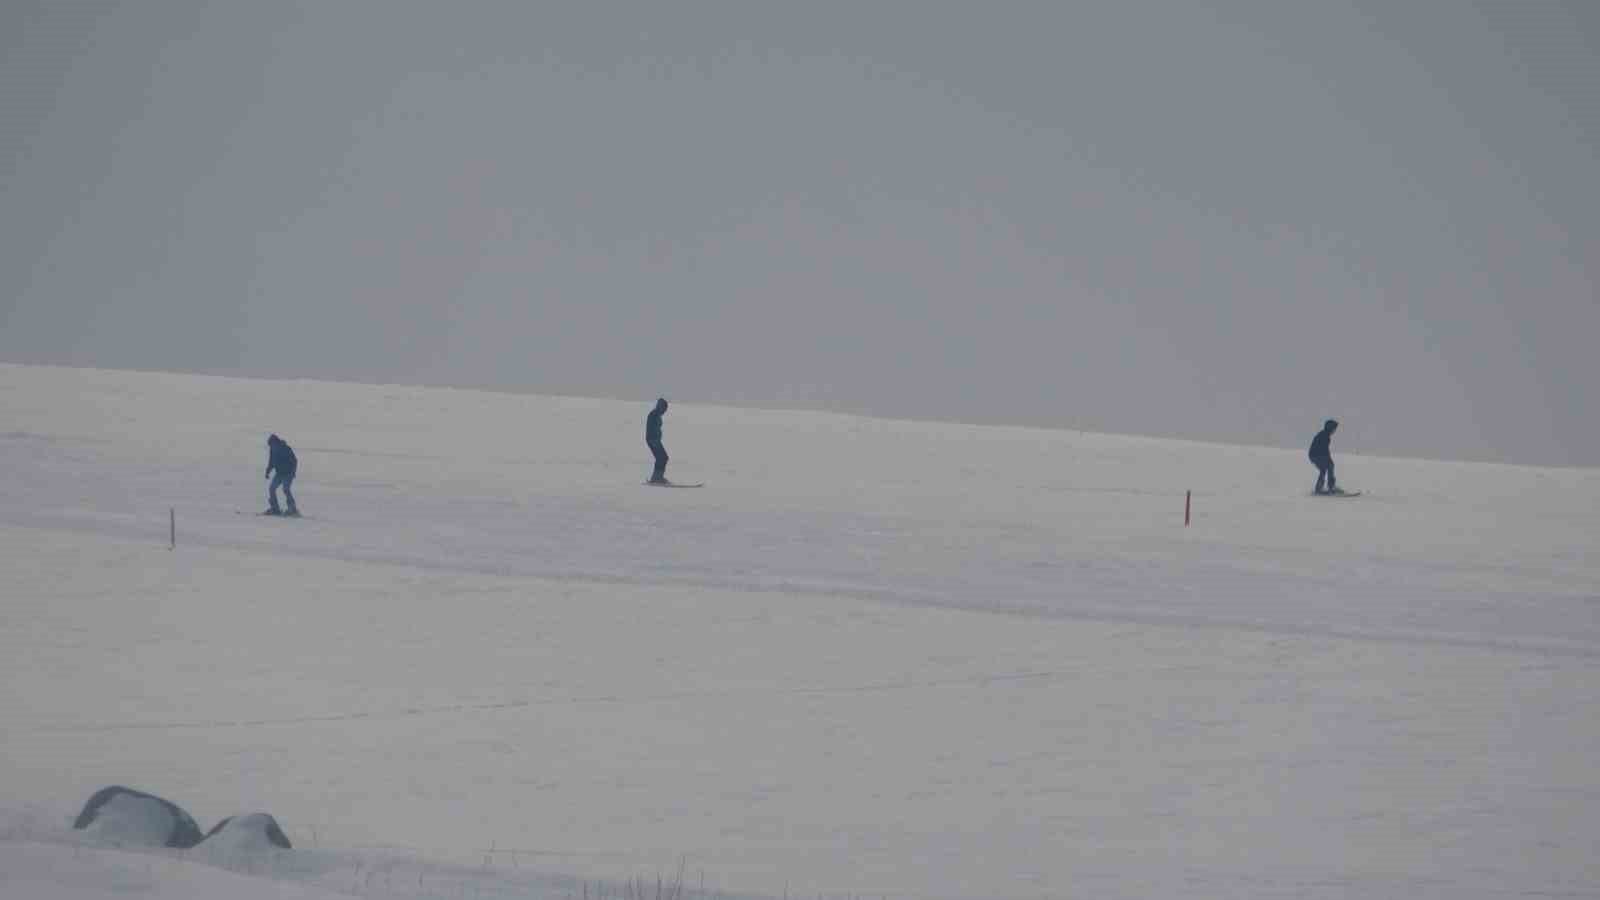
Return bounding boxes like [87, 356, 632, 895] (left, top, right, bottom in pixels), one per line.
[199, 813, 292, 851]
[72, 787, 203, 849]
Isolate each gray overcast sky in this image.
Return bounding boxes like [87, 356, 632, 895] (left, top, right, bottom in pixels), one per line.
[3, 1, 1596, 465]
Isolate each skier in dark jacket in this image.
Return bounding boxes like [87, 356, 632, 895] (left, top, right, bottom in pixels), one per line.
[645, 398, 669, 484]
[1308, 419, 1339, 495]
[264, 434, 299, 516]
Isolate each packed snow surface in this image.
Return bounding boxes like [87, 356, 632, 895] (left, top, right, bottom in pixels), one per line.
[2, 363, 1597, 899]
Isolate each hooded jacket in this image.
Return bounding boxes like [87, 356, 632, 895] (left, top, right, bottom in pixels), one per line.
[266, 436, 298, 477]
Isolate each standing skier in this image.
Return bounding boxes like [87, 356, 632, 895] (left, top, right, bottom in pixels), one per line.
[646, 398, 670, 484]
[1308, 419, 1340, 495]
[264, 433, 299, 516]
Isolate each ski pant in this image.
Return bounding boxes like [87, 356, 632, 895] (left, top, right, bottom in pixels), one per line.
[1310, 454, 1335, 493]
[269, 470, 297, 513]
[647, 438, 668, 483]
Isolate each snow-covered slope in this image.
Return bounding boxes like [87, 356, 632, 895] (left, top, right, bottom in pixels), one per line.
[2, 363, 1597, 899]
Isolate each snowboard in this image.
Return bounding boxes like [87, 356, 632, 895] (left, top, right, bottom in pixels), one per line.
[1311, 490, 1361, 498]
[645, 481, 704, 488]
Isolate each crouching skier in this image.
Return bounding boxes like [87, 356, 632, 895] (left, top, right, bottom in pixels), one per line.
[264, 433, 300, 516]
[1308, 419, 1341, 495]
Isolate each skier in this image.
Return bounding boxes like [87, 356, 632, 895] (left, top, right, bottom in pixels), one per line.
[264, 433, 299, 516]
[1308, 419, 1340, 495]
[645, 398, 670, 484]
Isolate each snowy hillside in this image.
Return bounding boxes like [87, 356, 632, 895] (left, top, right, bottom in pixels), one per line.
[2, 363, 1597, 899]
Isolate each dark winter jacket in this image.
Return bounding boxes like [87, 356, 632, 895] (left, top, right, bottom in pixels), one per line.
[1308, 428, 1334, 461]
[267, 438, 298, 477]
[645, 408, 665, 444]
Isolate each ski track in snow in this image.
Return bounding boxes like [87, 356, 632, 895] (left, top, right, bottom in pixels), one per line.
[5, 479, 1596, 661]
[36, 670, 1063, 735]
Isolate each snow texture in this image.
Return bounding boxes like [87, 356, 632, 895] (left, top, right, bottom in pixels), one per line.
[2, 363, 1598, 899]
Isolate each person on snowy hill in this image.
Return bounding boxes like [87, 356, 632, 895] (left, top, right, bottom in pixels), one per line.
[264, 434, 299, 516]
[645, 398, 670, 484]
[1308, 419, 1340, 495]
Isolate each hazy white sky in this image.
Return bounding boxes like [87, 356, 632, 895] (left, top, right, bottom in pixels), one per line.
[3, 1, 1596, 464]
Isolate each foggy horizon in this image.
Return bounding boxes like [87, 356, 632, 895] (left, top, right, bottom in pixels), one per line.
[4, 1, 1597, 466]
